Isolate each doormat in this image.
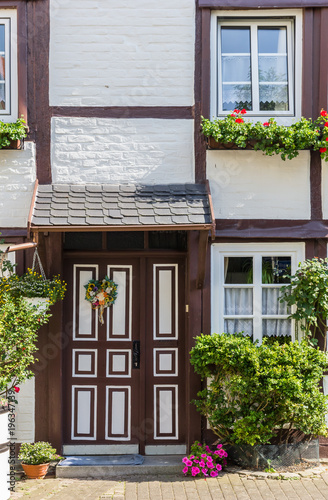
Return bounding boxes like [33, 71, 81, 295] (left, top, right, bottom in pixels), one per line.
[59, 455, 145, 467]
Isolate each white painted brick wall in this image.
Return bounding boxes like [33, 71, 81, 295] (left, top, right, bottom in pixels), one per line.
[51, 117, 194, 184]
[207, 150, 311, 220]
[0, 142, 36, 228]
[14, 378, 35, 443]
[49, 0, 195, 107]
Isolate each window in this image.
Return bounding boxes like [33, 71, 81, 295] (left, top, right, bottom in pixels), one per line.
[211, 243, 305, 343]
[211, 10, 302, 121]
[0, 10, 17, 122]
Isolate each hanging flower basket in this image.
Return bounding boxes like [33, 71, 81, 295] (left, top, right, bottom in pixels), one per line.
[84, 276, 118, 324]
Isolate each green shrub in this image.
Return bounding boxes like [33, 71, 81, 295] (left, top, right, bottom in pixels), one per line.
[190, 333, 328, 446]
[18, 442, 61, 465]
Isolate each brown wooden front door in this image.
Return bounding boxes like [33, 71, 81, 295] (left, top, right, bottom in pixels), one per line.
[63, 256, 186, 455]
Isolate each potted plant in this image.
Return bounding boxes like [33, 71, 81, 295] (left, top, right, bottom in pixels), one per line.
[18, 442, 62, 479]
[0, 268, 66, 309]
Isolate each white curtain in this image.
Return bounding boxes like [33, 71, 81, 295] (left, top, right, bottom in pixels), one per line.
[262, 288, 290, 337]
[224, 288, 253, 336]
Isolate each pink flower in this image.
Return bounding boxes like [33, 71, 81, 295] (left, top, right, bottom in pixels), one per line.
[185, 459, 193, 467]
[182, 457, 189, 464]
[235, 118, 244, 124]
[217, 449, 225, 457]
[223, 459, 227, 466]
[263, 122, 270, 126]
[217, 444, 222, 449]
[216, 464, 222, 471]
[210, 471, 219, 478]
[193, 459, 199, 463]
[201, 468, 208, 476]
[206, 456, 212, 461]
[207, 462, 215, 469]
[182, 466, 189, 474]
[190, 455, 194, 459]
[14, 387, 20, 393]
[191, 467, 200, 477]
[205, 446, 211, 452]
[214, 450, 220, 455]
[201, 454, 207, 459]
[223, 451, 228, 458]
[199, 460, 205, 468]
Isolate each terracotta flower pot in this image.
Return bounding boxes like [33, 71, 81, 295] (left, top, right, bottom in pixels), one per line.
[22, 463, 50, 479]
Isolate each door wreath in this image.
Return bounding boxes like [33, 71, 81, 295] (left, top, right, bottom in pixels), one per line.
[84, 276, 118, 324]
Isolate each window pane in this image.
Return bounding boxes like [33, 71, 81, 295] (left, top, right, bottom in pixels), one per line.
[224, 257, 253, 284]
[262, 288, 289, 315]
[225, 288, 253, 315]
[262, 257, 291, 284]
[224, 319, 253, 336]
[258, 27, 287, 54]
[258, 27, 289, 111]
[0, 25, 5, 53]
[222, 55, 251, 83]
[221, 27, 250, 54]
[262, 319, 291, 337]
[0, 83, 5, 110]
[221, 27, 252, 111]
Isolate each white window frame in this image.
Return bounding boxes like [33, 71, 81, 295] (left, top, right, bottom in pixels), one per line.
[210, 9, 303, 125]
[211, 242, 305, 344]
[0, 10, 18, 122]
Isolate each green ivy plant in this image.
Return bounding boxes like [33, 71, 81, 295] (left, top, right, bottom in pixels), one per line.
[190, 333, 328, 446]
[202, 109, 328, 161]
[0, 117, 27, 149]
[279, 258, 328, 349]
[0, 292, 51, 402]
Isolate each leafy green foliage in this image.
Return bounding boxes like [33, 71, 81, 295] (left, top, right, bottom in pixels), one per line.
[18, 441, 62, 465]
[0, 268, 66, 305]
[190, 333, 328, 446]
[0, 118, 27, 149]
[0, 293, 51, 397]
[280, 258, 328, 346]
[201, 109, 328, 161]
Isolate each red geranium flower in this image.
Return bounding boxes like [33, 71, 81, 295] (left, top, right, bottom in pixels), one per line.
[263, 122, 270, 127]
[320, 147, 327, 153]
[241, 109, 247, 114]
[321, 109, 328, 117]
[14, 387, 20, 393]
[230, 113, 236, 117]
[326, 137, 328, 141]
[233, 109, 239, 113]
[325, 122, 328, 127]
[235, 118, 243, 124]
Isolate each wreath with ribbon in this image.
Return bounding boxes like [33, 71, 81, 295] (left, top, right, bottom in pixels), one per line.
[84, 276, 118, 324]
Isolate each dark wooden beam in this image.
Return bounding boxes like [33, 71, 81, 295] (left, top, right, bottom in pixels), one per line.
[51, 106, 194, 120]
[197, 230, 209, 289]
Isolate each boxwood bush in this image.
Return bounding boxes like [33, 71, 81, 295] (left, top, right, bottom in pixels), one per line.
[190, 333, 328, 446]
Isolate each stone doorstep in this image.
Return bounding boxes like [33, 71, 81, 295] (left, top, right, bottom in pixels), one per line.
[56, 455, 184, 479]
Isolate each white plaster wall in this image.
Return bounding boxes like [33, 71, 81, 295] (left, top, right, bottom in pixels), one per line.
[207, 150, 311, 220]
[51, 117, 194, 184]
[0, 142, 36, 228]
[14, 378, 35, 443]
[49, 0, 195, 107]
[321, 161, 328, 219]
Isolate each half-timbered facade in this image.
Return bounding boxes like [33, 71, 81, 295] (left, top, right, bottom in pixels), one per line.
[1, 0, 328, 455]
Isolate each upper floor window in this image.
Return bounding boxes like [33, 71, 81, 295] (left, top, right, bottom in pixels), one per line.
[0, 10, 17, 122]
[211, 10, 302, 122]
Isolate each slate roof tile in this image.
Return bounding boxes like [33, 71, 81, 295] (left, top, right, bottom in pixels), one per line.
[31, 183, 212, 228]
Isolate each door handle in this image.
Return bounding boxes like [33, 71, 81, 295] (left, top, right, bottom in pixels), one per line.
[133, 341, 140, 369]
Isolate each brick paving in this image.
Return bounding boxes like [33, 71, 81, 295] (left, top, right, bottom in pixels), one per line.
[8, 472, 328, 500]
